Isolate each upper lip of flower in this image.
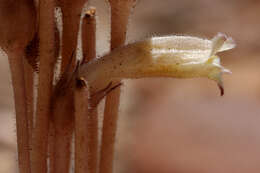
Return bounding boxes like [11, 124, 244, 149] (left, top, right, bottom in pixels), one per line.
[210, 32, 236, 54]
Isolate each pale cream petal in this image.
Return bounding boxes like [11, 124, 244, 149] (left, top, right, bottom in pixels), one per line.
[219, 36, 236, 52]
[211, 33, 227, 56]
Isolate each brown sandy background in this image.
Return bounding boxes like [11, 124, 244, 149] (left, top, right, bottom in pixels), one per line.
[1, 0, 260, 172]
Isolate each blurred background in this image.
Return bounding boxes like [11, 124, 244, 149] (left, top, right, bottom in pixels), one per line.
[1, 0, 260, 172]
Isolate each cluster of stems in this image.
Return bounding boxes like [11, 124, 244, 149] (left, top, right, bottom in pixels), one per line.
[1, 0, 136, 173]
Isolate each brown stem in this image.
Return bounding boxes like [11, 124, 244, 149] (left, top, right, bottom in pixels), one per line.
[53, 116, 74, 173]
[52, 95, 74, 173]
[87, 108, 98, 173]
[74, 78, 89, 173]
[8, 50, 31, 173]
[50, 2, 86, 172]
[0, 0, 36, 172]
[48, 23, 60, 173]
[31, 0, 56, 172]
[82, 7, 96, 63]
[48, 121, 56, 173]
[109, 1, 134, 50]
[60, 0, 86, 73]
[51, 65, 74, 173]
[52, 75, 75, 173]
[82, 8, 98, 173]
[23, 58, 34, 152]
[99, 87, 120, 173]
[24, 56, 35, 172]
[99, 1, 135, 173]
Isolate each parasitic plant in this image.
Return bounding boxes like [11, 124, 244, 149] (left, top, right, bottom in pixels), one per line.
[0, 0, 235, 173]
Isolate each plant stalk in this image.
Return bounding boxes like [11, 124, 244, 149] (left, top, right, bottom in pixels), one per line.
[82, 8, 98, 173]
[48, 121, 56, 173]
[8, 50, 31, 173]
[52, 83, 74, 173]
[82, 7, 96, 63]
[100, 1, 135, 173]
[74, 78, 89, 173]
[53, 116, 74, 173]
[51, 1, 87, 172]
[48, 21, 61, 173]
[23, 57, 34, 147]
[51, 62, 77, 172]
[60, 0, 86, 73]
[0, 1, 36, 172]
[31, 0, 56, 172]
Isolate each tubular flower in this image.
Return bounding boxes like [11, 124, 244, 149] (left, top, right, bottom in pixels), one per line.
[79, 33, 235, 96]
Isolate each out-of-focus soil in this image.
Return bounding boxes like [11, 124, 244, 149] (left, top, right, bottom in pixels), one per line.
[1, 0, 260, 172]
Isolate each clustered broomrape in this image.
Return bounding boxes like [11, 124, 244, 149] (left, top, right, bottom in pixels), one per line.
[78, 32, 235, 102]
[0, 0, 236, 172]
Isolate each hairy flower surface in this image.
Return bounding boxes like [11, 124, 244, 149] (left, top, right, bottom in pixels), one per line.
[79, 33, 235, 96]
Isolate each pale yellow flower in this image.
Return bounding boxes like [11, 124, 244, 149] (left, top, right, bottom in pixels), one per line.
[79, 33, 235, 96]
